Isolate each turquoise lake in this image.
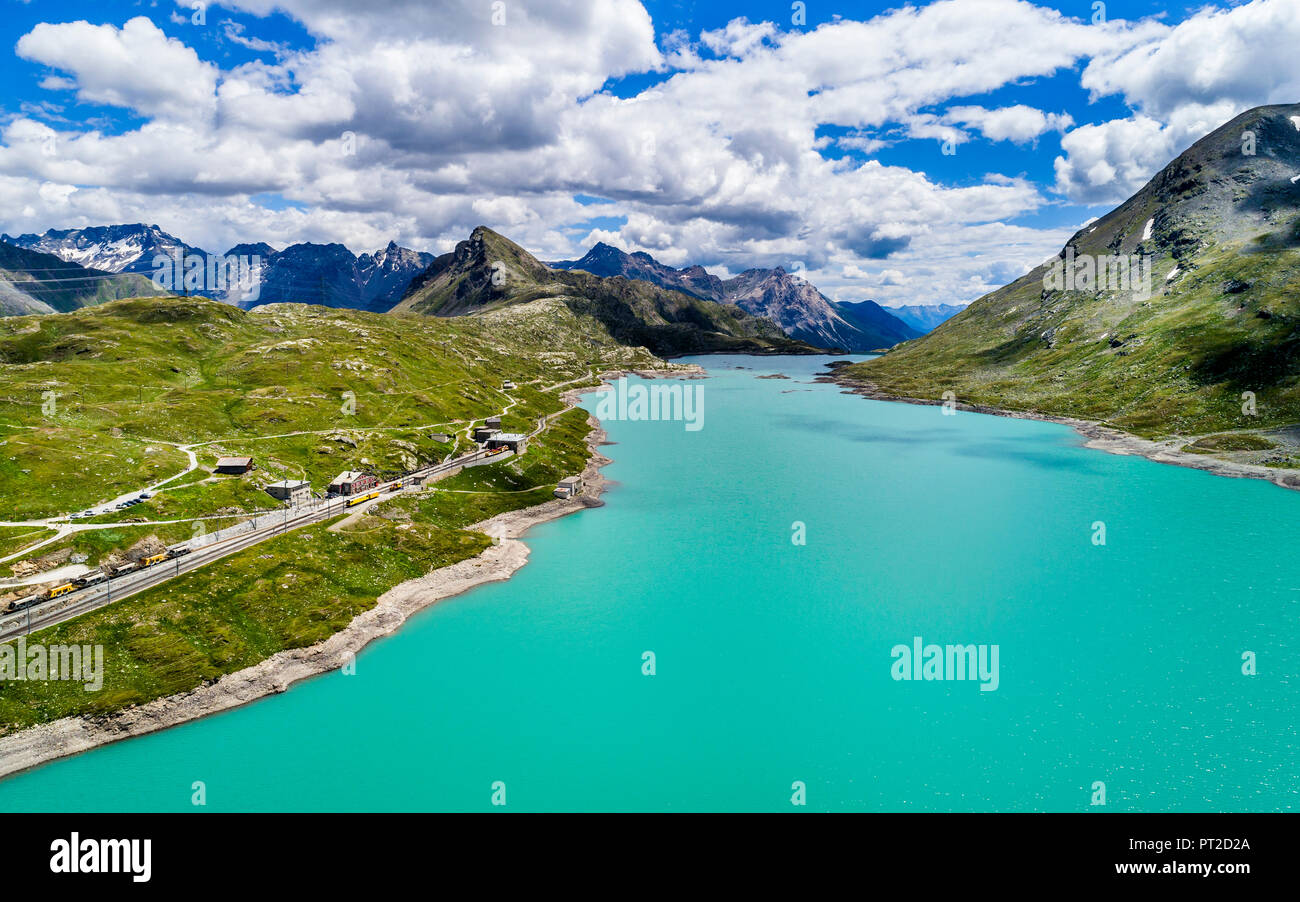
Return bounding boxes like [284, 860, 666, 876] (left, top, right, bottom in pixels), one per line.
[1, 354, 1296, 811]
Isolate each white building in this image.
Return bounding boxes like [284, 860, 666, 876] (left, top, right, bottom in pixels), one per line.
[554, 475, 584, 499]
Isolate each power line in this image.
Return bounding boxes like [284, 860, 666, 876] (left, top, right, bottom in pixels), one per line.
[0, 273, 158, 284]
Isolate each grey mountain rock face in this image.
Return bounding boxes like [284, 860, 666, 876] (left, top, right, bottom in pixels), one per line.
[219, 239, 435, 311]
[553, 243, 920, 350]
[6, 225, 432, 311]
[5, 224, 208, 276]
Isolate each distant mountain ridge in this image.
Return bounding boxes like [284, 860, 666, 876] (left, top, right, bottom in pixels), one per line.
[552, 243, 727, 301]
[3, 222, 920, 355]
[4, 224, 205, 276]
[5, 225, 432, 312]
[395, 226, 819, 357]
[0, 242, 164, 317]
[829, 299, 926, 347]
[551, 242, 919, 350]
[231, 240, 434, 312]
[880, 303, 968, 334]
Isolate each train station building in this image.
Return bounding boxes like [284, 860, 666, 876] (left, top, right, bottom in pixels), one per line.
[486, 433, 528, 454]
[328, 471, 378, 496]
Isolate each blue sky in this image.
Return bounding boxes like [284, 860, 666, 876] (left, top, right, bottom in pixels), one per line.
[0, 0, 1295, 305]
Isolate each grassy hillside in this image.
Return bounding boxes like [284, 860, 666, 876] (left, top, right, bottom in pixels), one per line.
[846, 104, 1300, 445]
[0, 512, 493, 732]
[0, 295, 657, 520]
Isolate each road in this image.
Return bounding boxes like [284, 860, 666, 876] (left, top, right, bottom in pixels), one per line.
[82, 442, 201, 517]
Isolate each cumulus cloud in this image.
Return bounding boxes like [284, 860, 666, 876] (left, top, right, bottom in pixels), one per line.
[944, 105, 1074, 144]
[16, 17, 218, 124]
[700, 18, 778, 57]
[1080, 0, 1300, 117]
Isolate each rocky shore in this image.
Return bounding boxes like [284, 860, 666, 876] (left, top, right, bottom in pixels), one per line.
[822, 368, 1300, 494]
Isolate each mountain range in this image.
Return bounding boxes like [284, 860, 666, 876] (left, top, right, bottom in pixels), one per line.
[551, 242, 921, 351]
[1, 225, 923, 351]
[2, 226, 433, 314]
[393, 226, 814, 357]
[224, 240, 434, 312]
[2, 223, 203, 276]
[844, 102, 1300, 438]
[883, 303, 969, 334]
[0, 223, 814, 359]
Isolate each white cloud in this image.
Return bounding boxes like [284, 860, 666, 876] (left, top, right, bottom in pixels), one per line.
[16, 17, 218, 124]
[1052, 113, 1179, 203]
[0, 0, 1288, 309]
[837, 134, 888, 154]
[944, 105, 1074, 144]
[700, 18, 778, 58]
[221, 21, 289, 56]
[1080, 0, 1300, 118]
[37, 76, 77, 92]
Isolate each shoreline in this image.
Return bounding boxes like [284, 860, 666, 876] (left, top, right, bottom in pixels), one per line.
[0, 372, 654, 782]
[822, 369, 1300, 494]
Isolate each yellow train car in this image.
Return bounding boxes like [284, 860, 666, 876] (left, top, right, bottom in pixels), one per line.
[47, 583, 77, 599]
[345, 490, 381, 508]
[141, 553, 168, 567]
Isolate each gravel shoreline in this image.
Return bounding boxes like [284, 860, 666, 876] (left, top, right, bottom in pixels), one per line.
[0, 367, 676, 781]
[823, 370, 1300, 493]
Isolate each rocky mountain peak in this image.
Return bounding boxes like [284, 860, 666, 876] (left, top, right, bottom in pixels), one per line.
[4, 223, 207, 276]
[549, 240, 917, 350]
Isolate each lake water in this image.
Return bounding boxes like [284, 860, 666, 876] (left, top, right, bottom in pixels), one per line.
[1, 354, 1296, 811]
